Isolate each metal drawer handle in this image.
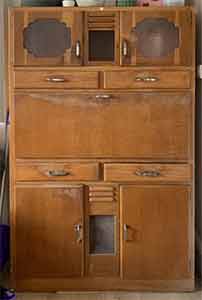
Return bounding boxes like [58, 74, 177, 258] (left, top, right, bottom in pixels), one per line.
[122, 40, 128, 57]
[74, 224, 83, 243]
[135, 170, 161, 177]
[75, 41, 81, 57]
[47, 170, 71, 177]
[135, 76, 159, 83]
[95, 94, 112, 100]
[123, 224, 129, 241]
[46, 76, 65, 83]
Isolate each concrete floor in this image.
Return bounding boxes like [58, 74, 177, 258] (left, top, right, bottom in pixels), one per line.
[15, 291, 202, 300]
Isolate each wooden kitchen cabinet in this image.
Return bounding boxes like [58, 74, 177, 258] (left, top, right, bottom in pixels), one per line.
[8, 6, 195, 292]
[15, 185, 84, 278]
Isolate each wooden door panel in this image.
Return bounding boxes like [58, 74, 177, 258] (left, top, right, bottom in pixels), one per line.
[12, 10, 83, 66]
[120, 185, 192, 280]
[15, 185, 84, 278]
[120, 8, 194, 66]
[14, 92, 192, 159]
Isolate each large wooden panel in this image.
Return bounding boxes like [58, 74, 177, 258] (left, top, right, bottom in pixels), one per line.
[15, 185, 84, 278]
[120, 185, 193, 280]
[14, 92, 192, 160]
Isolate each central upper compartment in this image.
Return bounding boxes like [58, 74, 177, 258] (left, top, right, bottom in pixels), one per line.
[11, 7, 194, 67]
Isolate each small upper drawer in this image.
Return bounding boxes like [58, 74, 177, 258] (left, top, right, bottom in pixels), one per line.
[14, 70, 99, 89]
[104, 71, 191, 89]
[104, 163, 192, 183]
[16, 162, 100, 181]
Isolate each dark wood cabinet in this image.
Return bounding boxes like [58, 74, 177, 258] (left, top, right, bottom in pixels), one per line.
[8, 6, 195, 292]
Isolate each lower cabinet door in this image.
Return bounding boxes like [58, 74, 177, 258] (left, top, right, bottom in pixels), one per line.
[120, 185, 193, 280]
[14, 185, 84, 278]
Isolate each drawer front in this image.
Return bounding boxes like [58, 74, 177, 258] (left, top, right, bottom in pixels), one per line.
[104, 164, 192, 183]
[14, 71, 99, 89]
[16, 162, 100, 181]
[104, 71, 191, 89]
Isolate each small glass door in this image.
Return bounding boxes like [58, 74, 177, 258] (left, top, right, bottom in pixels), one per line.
[84, 12, 119, 65]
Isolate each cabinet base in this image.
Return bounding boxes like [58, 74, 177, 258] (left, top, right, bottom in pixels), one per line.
[12, 278, 195, 292]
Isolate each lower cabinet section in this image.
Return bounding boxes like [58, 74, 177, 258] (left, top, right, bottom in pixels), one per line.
[120, 185, 192, 281]
[12, 182, 194, 291]
[15, 185, 84, 278]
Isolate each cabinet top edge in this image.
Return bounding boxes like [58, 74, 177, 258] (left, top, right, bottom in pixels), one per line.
[9, 6, 194, 13]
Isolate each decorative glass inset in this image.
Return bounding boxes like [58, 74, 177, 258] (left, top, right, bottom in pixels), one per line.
[23, 19, 71, 57]
[89, 215, 115, 254]
[131, 18, 179, 58]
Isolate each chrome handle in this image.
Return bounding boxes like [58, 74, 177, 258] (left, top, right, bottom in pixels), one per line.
[95, 94, 112, 100]
[74, 224, 83, 243]
[135, 170, 161, 177]
[46, 76, 65, 83]
[47, 170, 71, 177]
[122, 40, 128, 57]
[135, 76, 159, 83]
[124, 224, 129, 241]
[75, 41, 81, 57]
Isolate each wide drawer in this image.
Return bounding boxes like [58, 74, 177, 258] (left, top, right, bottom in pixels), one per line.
[104, 163, 192, 182]
[104, 71, 191, 89]
[14, 70, 99, 89]
[16, 162, 100, 181]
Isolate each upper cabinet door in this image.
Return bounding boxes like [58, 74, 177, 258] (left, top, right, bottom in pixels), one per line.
[11, 10, 83, 66]
[120, 9, 194, 66]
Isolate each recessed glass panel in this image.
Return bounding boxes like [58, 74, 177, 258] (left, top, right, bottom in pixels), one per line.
[89, 31, 115, 62]
[23, 19, 71, 57]
[89, 215, 115, 254]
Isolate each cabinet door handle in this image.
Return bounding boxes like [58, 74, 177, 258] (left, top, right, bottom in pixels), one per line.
[122, 40, 128, 57]
[135, 170, 161, 177]
[135, 76, 159, 83]
[47, 170, 71, 177]
[123, 224, 129, 241]
[95, 94, 112, 100]
[75, 41, 81, 57]
[74, 224, 83, 243]
[46, 76, 66, 83]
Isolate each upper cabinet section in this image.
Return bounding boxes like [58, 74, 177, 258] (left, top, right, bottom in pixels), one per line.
[11, 9, 83, 66]
[10, 7, 194, 67]
[120, 8, 194, 66]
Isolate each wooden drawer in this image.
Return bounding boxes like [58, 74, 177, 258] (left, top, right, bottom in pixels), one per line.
[16, 162, 100, 181]
[14, 70, 99, 89]
[104, 71, 191, 89]
[104, 163, 192, 183]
